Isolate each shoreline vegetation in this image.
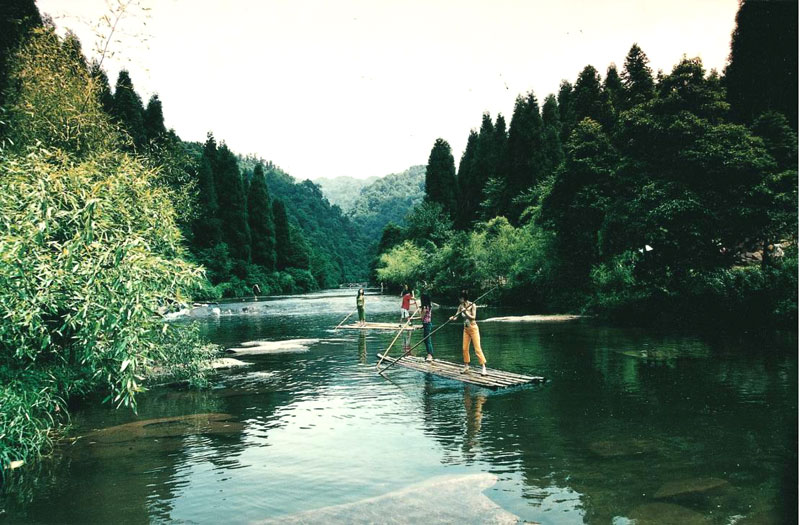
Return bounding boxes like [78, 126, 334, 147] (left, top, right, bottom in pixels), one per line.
[374, 5, 797, 329]
[0, 0, 796, 492]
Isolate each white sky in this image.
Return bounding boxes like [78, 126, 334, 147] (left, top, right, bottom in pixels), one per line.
[37, 0, 740, 180]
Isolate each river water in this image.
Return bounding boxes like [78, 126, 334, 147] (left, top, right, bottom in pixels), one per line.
[1, 290, 796, 524]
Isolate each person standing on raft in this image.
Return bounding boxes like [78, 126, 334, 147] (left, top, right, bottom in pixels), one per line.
[420, 290, 435, 362]
[400, 284, 415, 325]
[450, 289, 487, 376]
[356, 288, 366, 327]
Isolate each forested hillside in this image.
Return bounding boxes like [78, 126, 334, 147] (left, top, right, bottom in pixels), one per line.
[348, 165, 426, 240]
[315, 175, 378, 211]
[375, 0, 798, 327]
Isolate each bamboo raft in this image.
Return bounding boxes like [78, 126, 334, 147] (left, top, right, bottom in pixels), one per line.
[339, 322, 422, 331]
[376, 354, 545, 389]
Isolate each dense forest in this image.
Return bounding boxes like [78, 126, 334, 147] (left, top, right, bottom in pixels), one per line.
[0, 1, 373, 471]
[348, 165, 426, 240]
[315, 175, 379, 212]
[375, 0, 798, 327]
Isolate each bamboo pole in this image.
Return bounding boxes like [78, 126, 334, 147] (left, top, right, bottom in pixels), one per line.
[334, 309, 357, 330]
[375, 307, 420, 369]
[378, 284, 501, 375]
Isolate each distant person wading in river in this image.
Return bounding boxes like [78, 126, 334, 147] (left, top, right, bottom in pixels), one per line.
[450, 289, 487, 376]
[356, 288, 366, 327]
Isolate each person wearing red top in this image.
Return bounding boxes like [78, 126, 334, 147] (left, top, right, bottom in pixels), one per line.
[399, 284, 416, 324]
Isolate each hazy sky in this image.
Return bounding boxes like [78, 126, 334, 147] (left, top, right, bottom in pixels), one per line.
[37, 0, 740, 180]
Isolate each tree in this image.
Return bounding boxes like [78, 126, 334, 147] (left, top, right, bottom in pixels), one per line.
[604, 63, 625, 112]
[424, 138, 458, 216]
[143, 94, 167, 142]
[89, 59, 115, 114]
[112, 70, 146, 148]
[541, 94, 565, 175]
[192, 152, 222, 247]
[724, 0, 798, 127]
[557, 80, 577, 141]
[455, 130, 479, 229]
[247, 164, 276, 270]
[215, 143, 251, 261]
[621, 43, 655, 108]
[505, 92, 545, 220]
[540, 118, 617, 288]
[573, 65, 614, 129]
[273, 198, 292, 270]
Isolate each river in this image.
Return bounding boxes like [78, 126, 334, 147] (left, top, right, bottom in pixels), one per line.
[1, 290, 796, 524]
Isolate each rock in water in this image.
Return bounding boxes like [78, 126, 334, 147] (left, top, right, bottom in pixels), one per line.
[253, 474, 520, 524]
[654, 477, 729, 499]
[82, 413, 243, 443]
[209, 357, 252, 370]
[588, 439, 653, 458]
[629, 502, 707, 524]
[226, 338, 318, 355]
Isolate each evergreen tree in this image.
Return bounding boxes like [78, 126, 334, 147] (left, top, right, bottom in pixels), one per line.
[557, 80, 576, 142]
[621, 43, 655, 108]
[724, 0, 798, 127]
[455, 130, 478, 229]
[89, 59, 114, 114]
[505, 92, 545, 208]
[143, 94, 167, 142]
[493, 113, 509, 181]
[541, 94, 565, 176]
[604, 63, 625, 112]
[192, 133, 222, 247]
[458, 114, 495, 227]
[573, 65, 614, 128]
[112, 70, 146, 147]
[273, 198, 292, 270]
[424, 138, 458, 216]
[215, 143, 251, 261]
[247, 163, 276, 270]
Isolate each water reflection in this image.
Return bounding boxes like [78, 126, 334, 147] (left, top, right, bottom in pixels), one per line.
[1, 290, 795, 524]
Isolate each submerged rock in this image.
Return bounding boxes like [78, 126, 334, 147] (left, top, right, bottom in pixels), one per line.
[629, 502, 707, 524]
[227, 338, 318, 355]
[254, 473, 520, 524]
[588, 438, 654, 458]
[654, 477, 729, 499]
[82, 413, 243, 444]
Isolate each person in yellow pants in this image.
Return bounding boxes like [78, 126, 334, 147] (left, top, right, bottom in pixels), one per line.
[450, 289, 487, 376]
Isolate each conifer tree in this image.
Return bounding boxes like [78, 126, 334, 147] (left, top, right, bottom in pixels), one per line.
[573, 65, 614, 129]
[455, 130, 478, 229]
[622, 43, 655, 108]
[143, 94, 167, 142]
[506, 93, 544, 201]
[541, 94, 565, 176]
[192, 133, 222, 247]
[112, 70, 146, 147]
[89, 60, 114, 114]
[424, 138, 458, 217]
[724, 0, 798, 127]
[273, 198, 292, 270]
[247, 163, 276, 270]
[603, 63, 625, 113]
[557, 80, 576, 142]
[215, 143, 251, 261]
